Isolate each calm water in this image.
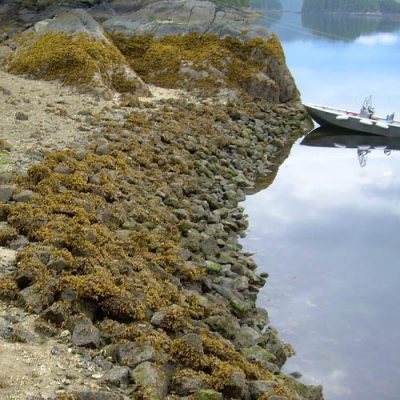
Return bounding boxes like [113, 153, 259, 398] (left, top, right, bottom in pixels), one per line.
[242, 10, 400, 400]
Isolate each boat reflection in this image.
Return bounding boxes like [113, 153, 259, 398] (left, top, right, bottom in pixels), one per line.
[301, 126, 400, 167]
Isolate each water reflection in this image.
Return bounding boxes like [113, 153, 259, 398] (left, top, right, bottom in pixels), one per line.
[301, 126, 400, 167]
[243, 8, 400, 400]
[242, 138, 400, 400]
[257, 11, 400, 41]
[302, 14, 400, 41]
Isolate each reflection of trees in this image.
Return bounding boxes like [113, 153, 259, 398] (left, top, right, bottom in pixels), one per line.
[302, 13, 400, 40]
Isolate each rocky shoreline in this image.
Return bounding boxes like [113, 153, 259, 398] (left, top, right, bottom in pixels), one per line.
[0, 3, 322, 400]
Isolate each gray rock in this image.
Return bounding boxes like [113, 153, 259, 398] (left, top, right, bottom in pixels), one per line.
[77, 391, 124, 400]
[53, 165, 73, 175]
[224, 371, 247, 399]
[175, 371, 210, 395]
[13, 190, 34, 203]
[268, 397, 288, 400]
[201, 236, 220, 257]
[11, 324, 38, 344]
[0, 45, 12, 62]
[0, 185, 16, 202]
[95, 143, 111, 156]
[101, 366, 130, 386]
[0, 173, 12, 185]
[34, 9, 110, 43]
[234, 326, 263, 349]
[205, 314, 240, 340]
[71, 317, 100, 348]
[0, 317, 13, 340]
[117, 343, 157, 367]
[17, 285, 47, 314]
[248, 380, 276, 399]
[241, 345, 277, 372]
[130, 362, 168, 399]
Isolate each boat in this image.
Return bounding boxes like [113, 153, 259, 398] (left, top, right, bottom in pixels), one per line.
[301, 125, 400, 167]
[303, 96, 400, 137]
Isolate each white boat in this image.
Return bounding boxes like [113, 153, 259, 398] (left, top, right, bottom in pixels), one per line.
[304, 96, 400, 137]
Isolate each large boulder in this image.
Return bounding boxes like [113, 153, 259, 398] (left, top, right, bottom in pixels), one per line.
[33, 9, 110, 42]
[8, 10, 150, 97]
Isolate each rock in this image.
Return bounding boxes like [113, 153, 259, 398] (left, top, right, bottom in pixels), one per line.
[71, 317, 100, 348]
[224, 371, 247, 399]
[234, 326, 264, 349]
[268, 397, 288, 400]
[248, 380, 276, 399]
[15, 111, 29, 121]
[17, 285, 47, 314]
[205, 314, 240, 340]
[0, 185, 16, 202]
[34, 9, 110, 43]
[101, 366, 130, 386]
[11, 324, 38, 343]
[95, 143, 110, 155]
[13, 189, 34, 203]
[117, 343, 157, 368]
[0, 317, 12, 340]
[205, 260, 222, 275]
[0, 45, 12, 63]
[53, 165, 73, 175]
[77, 391, 124, 400]
[175, 372, 210, 395]
[201, 236, 220, 257]
[130, 362, 168, 399]
[194, 389, 223, 400]
[0, 173, 12, 185]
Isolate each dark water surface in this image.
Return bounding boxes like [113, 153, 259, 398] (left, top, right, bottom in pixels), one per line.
[242, 10, 400, 400]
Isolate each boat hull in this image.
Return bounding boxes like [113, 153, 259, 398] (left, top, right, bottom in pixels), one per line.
[304, 104, 400, 137]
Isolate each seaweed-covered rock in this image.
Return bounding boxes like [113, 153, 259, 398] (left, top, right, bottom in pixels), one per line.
[8, 10, 150, 96]
[130, 361, 169, 399]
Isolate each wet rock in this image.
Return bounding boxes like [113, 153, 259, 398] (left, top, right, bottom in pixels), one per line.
[71, 317, 100, 348]
[205, 314, 240, 340]
[130, 361, 168, 399]
[234, 326, 264, 349]
[248, 380, 276, 399]
[117, 343, 157, 368]
[101, 366, 130, 386]
[224, 371, 247, 399]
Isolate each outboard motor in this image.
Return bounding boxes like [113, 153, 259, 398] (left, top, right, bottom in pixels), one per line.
[386, 113, 395, 123]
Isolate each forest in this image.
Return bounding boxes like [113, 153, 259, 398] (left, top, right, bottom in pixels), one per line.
[302, 0, 400, 13]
